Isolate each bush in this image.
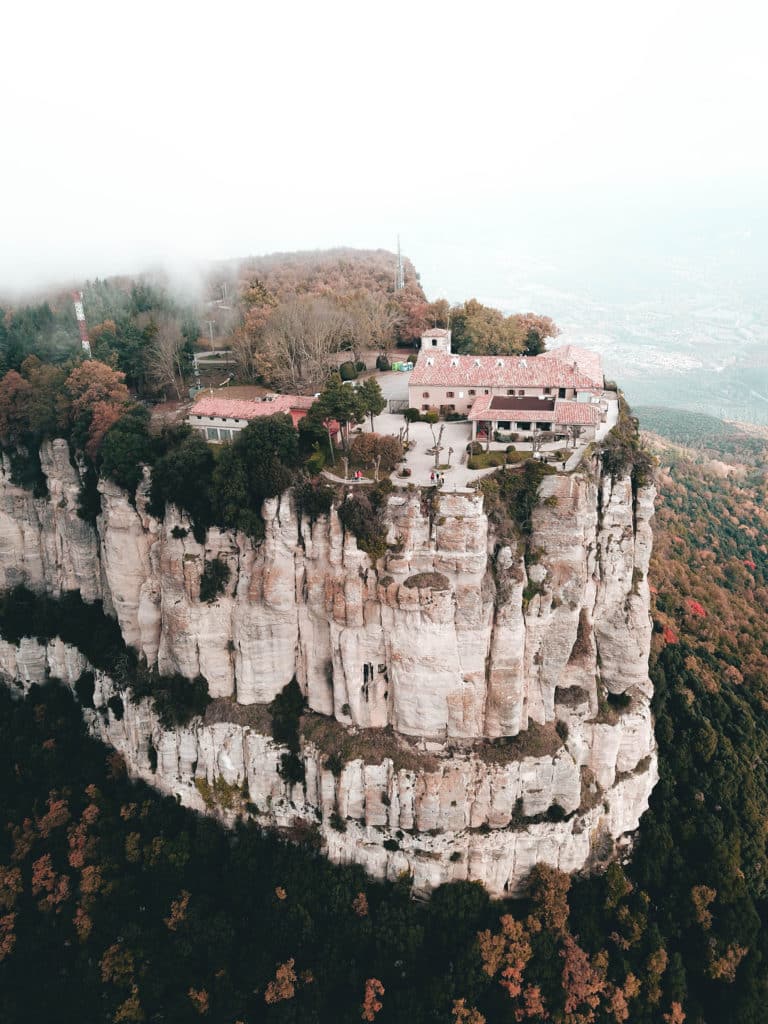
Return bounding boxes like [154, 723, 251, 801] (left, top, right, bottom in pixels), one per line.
[199, 557, 231, 604]
[295, 479, 334, 519]
[74, 671, 96, 709]
[171, 525, 188, 539]
[270, 678, 306, 784]
[354, 360, 366, 373]
[339, 361, 358, 381]
[107, 694, 124, 721]
[467, 451, 505, 470]
[305, 449, 326, 475]
[403, 408, 421, 423]
[375, 355, 390, 371]
[337, 485, 390, 561]
[350, 433, 404, 473]
[330, 811, 347, 832]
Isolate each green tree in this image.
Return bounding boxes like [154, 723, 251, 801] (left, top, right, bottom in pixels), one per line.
[149, 429, 215, 541]
[310, 374, 366, 450]
[357, 377, 386, 430]
[99, 406, 155, 495]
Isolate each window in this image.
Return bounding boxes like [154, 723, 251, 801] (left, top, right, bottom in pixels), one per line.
[219, 429, 232, 442]
[422, 392, 430, 398]
[559, 388, 566, 398]
[543, 387, 552, 395]
[206, 428, 219, 441]
[518, 422, 531, 431]
[468, 389, 476, 396]
[506, 389, 514, 395]
[446, 391, 454, 398]
[518, 389, 525, 396]
[421, 404, 429, 411]
[431, 339, 438, 346]
[483, 389, 490, 395]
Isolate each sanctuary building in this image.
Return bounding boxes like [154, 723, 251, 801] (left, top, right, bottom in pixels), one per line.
[408, 335, 607, 441]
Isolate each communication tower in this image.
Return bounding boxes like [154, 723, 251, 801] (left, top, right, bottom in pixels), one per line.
[72, 291, 92, 356]
[394, 236, 405, 291]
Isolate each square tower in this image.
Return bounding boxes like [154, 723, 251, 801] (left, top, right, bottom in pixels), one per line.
[420, 328, 452, 353]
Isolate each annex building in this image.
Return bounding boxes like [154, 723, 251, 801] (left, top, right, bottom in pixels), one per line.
[188, 393, 316, 443]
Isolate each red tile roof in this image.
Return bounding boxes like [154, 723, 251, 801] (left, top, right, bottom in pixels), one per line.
[421, 328, 450, 337]
[409, 351, 599, 390]
[191, 394, 314, 420]
[540, 345, 603, 386]
[468, 393, 600, 426]
[553, 400, 600, 425]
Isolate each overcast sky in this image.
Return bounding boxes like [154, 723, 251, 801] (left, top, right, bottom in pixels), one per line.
[2, 0, 766, 299]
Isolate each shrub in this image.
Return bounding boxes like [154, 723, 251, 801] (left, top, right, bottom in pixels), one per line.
[330, 811, 347, 832]
[350, 433, 403, 473]
[375, 355, 390, 371]
[107, 695, 124, 721]
[354, 360, 366, 373]
[403, 408, 421, 423]
[305, 449, 326, 475]
[270, 678, 306, 784]
[295, 479, 334, 519]
[199, 557, 231, 604]
[467, 451, 505, 470]
[337, 485, 389, 561]
[339, 361, 358, 381]
[74, 671, 96, 709]
[555, 719, 569, 742]
[383, 838, 399, 852]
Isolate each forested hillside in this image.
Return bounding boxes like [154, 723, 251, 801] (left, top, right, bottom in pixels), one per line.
[1, 249, 560, 402]
[1, 427, 767, 1022]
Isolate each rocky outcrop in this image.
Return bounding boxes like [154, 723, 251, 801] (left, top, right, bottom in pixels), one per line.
[0, 439, 658, 896]
[0, 635, 657, 897]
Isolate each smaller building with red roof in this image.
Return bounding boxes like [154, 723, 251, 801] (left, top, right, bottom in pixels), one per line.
[188, 393, 317, 443]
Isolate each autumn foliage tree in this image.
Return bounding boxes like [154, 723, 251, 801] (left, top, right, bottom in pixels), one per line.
[361, 977, 384, 1021]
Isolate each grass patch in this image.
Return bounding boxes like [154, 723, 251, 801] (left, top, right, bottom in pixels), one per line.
[300, 714, 437, 773]
[474, 721, 562, 765]
[467, 451, 506, 470]
[204, 698, 274, 732]
[402, 572, 450, 591]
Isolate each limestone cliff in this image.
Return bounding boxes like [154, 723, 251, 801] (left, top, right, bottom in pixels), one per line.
[0, 439, 658, 897]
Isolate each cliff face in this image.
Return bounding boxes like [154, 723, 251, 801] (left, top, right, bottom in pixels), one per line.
[0, 439, 658, 897]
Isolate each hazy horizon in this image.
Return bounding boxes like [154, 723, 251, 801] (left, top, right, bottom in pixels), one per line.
[3, 1, 766, 421]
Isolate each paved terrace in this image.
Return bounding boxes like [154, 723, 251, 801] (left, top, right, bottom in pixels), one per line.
[323, 395, 618, 489]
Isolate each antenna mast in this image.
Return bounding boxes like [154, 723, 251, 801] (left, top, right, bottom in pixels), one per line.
[395, 235, 405, 291]
[72, 291, 92, 357]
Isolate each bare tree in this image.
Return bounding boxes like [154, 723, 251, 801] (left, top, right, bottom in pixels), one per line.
[568, 424, 584, 449]
[532, 428, 556, 456]
[259, 297, 348, 391]
[144, 315, 188, 399]
[347, 292, 402, 358]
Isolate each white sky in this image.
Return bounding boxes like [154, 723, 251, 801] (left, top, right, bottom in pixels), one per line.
[2, 0, 766, 297]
